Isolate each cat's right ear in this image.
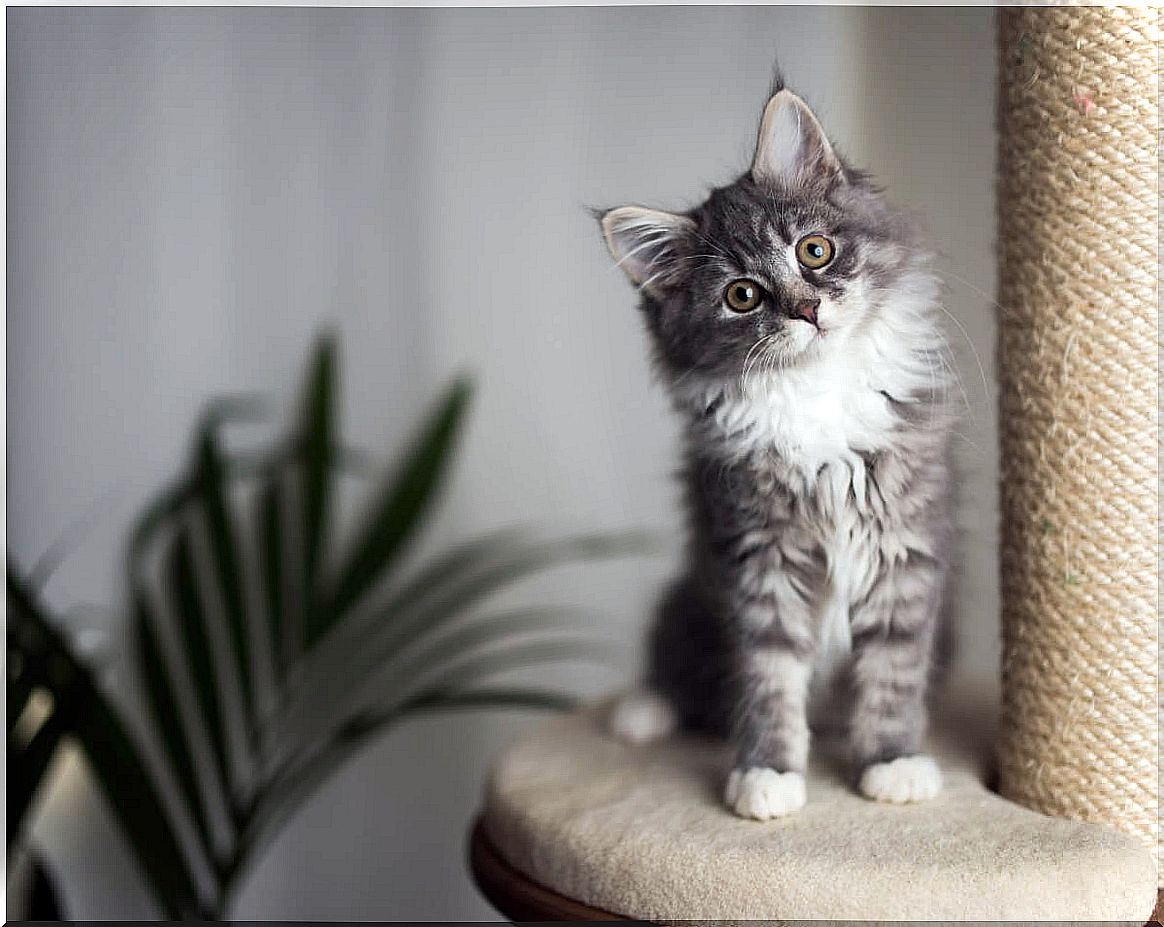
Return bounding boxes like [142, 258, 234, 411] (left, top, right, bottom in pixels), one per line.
[751, 89, 843, 189]
[600, 206, 695, 295]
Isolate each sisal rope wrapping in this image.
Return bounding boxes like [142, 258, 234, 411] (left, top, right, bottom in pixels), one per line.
[996, 7, 1160, 882]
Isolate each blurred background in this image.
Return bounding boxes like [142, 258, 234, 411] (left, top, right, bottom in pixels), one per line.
[7, 6, 996, 919]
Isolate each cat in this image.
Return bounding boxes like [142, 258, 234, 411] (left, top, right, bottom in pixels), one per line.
[599, 75, 957, 820]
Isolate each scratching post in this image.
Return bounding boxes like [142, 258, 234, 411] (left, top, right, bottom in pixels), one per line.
[470, 13, 1162, 920]
[996, 7, 1159, 881]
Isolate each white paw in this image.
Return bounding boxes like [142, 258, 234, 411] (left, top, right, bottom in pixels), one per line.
[859, 754, 942, 804]
[725, 767, 806, 820]
[609, 690, 678, 745]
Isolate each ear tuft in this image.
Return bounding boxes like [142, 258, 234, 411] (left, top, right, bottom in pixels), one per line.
[600, 206, 695, 294]
[751, 90, 843, 189]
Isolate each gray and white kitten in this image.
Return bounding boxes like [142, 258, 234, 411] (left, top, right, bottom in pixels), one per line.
[600, 80, 956, 819]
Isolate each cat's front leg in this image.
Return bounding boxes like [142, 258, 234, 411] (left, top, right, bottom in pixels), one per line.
[722, 545, 818, 820]
[727, 636, 814, 820]
[847, 555, 944, 804]
[698, 458, 820, 820]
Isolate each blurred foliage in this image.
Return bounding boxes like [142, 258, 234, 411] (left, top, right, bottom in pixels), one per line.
[7, 332, 643, 918]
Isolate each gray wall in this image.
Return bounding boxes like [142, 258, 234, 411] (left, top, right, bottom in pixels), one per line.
[8, 8, 997, 919]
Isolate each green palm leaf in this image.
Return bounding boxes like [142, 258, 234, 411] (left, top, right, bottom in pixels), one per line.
[279, 532, 646, 739]
[290, 528, 525, 677]
[319, 376, 472, 638]
[132, 589, 216, 866]
[270, 605, 595, 761]
[126, 394, 270, 577]
[7, 568, 203, 918]
[195, 424, 256, 726]
[13, 335, 650, 918]
[270, 635, 605, 791]
[74, 681, 205, 918]
[298, 332, 337, 607]
[255, 469, 289, 684]
[386, 606, 595, 681]
[165, 528, 232, 804]
[382, 638, 612, 713]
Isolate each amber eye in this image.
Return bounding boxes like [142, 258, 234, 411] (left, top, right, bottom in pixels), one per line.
[796, 234, 835, 270]
[724, 278, 765, 313]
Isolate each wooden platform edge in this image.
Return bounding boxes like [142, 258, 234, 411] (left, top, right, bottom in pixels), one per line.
[468, 816, 627, 921]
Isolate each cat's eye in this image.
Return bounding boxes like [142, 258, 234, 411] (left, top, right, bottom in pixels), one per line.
[724, 278, 765, 313]
[796, 234, 835, 270]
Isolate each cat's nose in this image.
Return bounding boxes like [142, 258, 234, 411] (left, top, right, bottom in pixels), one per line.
[790, 298, 820, 327]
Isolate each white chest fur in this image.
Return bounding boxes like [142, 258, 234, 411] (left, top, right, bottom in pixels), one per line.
[713, 357, 898, 478]
[687, 351, 910, 696]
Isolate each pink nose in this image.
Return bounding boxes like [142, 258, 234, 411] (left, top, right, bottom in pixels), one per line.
[791, 298, 820, 327]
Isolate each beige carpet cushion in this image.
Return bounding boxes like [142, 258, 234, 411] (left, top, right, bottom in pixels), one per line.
[482, 690, 1157, 921]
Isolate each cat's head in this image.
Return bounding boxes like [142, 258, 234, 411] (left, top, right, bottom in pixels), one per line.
[600, 87, 933, 384]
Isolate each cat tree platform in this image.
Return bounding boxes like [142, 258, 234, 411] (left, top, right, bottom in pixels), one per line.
[471, 693, 1158, 921]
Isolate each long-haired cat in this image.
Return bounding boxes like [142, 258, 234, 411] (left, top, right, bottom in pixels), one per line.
[600, 76, 956, 820]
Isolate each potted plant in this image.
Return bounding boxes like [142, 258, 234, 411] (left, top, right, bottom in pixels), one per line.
[8, 333, 642, 918]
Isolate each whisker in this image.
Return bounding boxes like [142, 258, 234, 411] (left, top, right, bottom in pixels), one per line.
[951, 430, 982, 453]
[928, 299, 992, 405]
[933, 264, 1014, 319]
[741, 333, 779, 390]
[609, 234, 670, 272]
[890, 303, 976, 421]
[690, 229, 734, 262]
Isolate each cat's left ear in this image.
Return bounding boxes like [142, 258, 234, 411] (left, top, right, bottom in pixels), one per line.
[600, 206, 695, 294]
[751, 89, 844, 188]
